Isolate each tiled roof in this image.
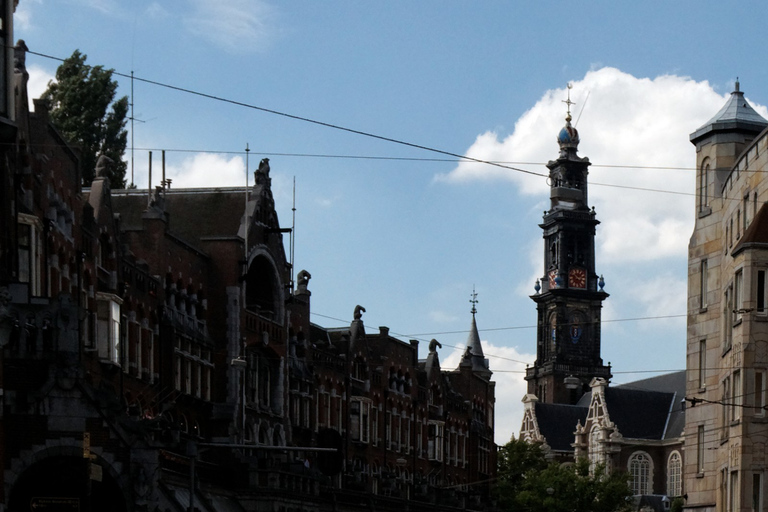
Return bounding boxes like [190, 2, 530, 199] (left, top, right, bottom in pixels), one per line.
[111, 188, 246, 245]
[534, 402, 587, 452]
[734, 202, 768, 255]
[615, 371, 686, 439]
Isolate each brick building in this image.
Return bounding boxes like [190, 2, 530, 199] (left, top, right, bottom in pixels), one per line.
[0, 8, 495, 512]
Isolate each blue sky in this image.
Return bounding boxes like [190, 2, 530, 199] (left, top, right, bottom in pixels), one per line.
[16, 0, 768, 443]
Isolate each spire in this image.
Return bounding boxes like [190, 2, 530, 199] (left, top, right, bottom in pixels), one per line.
[460, 288, 492, 379]
[557, 83, 580, 155]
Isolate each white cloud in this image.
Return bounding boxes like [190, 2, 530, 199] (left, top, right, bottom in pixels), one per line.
[27, 64, 55, 109]
[183, 0, 277, 54]
[164, 153, 246, 188]
[13, 0, 41, 31]
[436, 68, 764, 266]
[442, 341, 533, 444]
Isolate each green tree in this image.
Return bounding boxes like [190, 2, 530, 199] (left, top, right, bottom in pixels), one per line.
[495, 438, 632, 512]
[42, 50, 128, 188]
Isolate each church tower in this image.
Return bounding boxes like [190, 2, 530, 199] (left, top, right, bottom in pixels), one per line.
[525, 98, 611, 405]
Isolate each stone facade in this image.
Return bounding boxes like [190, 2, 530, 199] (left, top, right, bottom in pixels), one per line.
[685, 82, 768, 512]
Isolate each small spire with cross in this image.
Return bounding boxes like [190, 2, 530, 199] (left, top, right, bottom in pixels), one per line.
[562, 83, 575, 122]
[470, 286, 479, 316]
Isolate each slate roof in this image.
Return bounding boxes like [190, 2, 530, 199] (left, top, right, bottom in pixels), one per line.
[534, 402, 587, 452]
[611, 371, 686, 440]
[734, 202, 768, 255]
[690, 82, 768, 143]
[110, 188, 247, 245]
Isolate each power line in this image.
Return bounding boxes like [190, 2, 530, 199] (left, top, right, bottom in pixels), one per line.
[24, 48, 699, 198]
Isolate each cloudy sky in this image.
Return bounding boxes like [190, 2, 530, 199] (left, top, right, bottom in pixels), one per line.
[16, 1, 768, 444]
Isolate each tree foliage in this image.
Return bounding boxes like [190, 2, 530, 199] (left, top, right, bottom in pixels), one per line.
[42, 50, 128, 188]
[496, 438, 632, 512]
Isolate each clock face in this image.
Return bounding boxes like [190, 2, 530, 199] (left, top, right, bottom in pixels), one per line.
[548, 270, 559, 289]
[568, 268, 587, 289]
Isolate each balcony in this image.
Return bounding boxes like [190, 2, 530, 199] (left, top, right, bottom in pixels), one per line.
[244, 309, 284, 344]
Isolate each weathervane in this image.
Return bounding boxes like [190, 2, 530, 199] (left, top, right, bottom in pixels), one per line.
[470, 286, 479, 316]
[562, 83, 575, 121]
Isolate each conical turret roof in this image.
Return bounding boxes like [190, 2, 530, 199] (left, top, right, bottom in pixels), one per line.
[460, 312, 492, 379]
[691, 81, 768, 143]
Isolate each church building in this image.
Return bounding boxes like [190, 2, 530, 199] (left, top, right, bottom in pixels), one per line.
[520, 104, 685, 501]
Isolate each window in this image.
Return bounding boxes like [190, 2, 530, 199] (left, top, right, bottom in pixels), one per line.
[697, 425, 705, 474]
[735, 271, 744, 321]
[628, 451, 652, 495]
[589, 426, 602, 471]
[724, 287, 733, 351]
[700, 163, 710, 212]
[745, 194, 751, 229]
[731, 471, 739, 512]
[478, 436, 490, 474]
[96, 293, 122, 365]
[667, 451, 682, 497]
[427, 421, 444, 461]
[753, 473, 762, 512]
[756, 371, 765, 417]
[416, 419, 422, 456]
[760, 271, 767, 314]
[737, 210, 741, 239]
[699, 340, 707, 389]
[700, 260, 708, 309]
[371, 404, 378, 445]
[722, 376, 731, 439]
[17, 214, 43, 296]
[350, 398, 371, 443]
[733, 370, 742, 422]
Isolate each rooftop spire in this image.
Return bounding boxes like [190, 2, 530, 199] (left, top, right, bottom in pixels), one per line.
[691, 78, 768, 144]
[562, 82, 575, 122]
[461, 288, 492, 379]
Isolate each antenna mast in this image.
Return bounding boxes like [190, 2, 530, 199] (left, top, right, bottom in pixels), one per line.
[130, 71, 134, 186]
[290, 177, 296, 293]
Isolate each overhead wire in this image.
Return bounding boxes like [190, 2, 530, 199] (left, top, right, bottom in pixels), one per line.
[25, 47, 701, 198]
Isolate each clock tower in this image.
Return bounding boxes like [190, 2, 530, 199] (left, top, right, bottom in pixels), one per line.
[525, 103, 611, 405]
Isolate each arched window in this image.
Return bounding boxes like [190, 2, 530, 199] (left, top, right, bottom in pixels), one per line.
[588, 426, 602, 470]
[667, 451, 682, 497]
[628, 451, 653, 495]
[700, 161, 710, 212]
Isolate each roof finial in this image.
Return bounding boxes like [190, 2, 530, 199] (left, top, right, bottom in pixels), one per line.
[470, 286, 478, 316]
[735, 77, 740, 93]
[562, 83, 575, 123]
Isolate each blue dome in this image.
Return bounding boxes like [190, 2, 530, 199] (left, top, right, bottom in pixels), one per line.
[557, 121, 579, 148]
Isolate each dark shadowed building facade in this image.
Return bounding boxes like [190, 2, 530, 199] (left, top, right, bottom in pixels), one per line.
[0, 8, 495, 512]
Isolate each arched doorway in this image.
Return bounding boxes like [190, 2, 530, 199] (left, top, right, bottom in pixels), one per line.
[8, 455, 127, 512]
